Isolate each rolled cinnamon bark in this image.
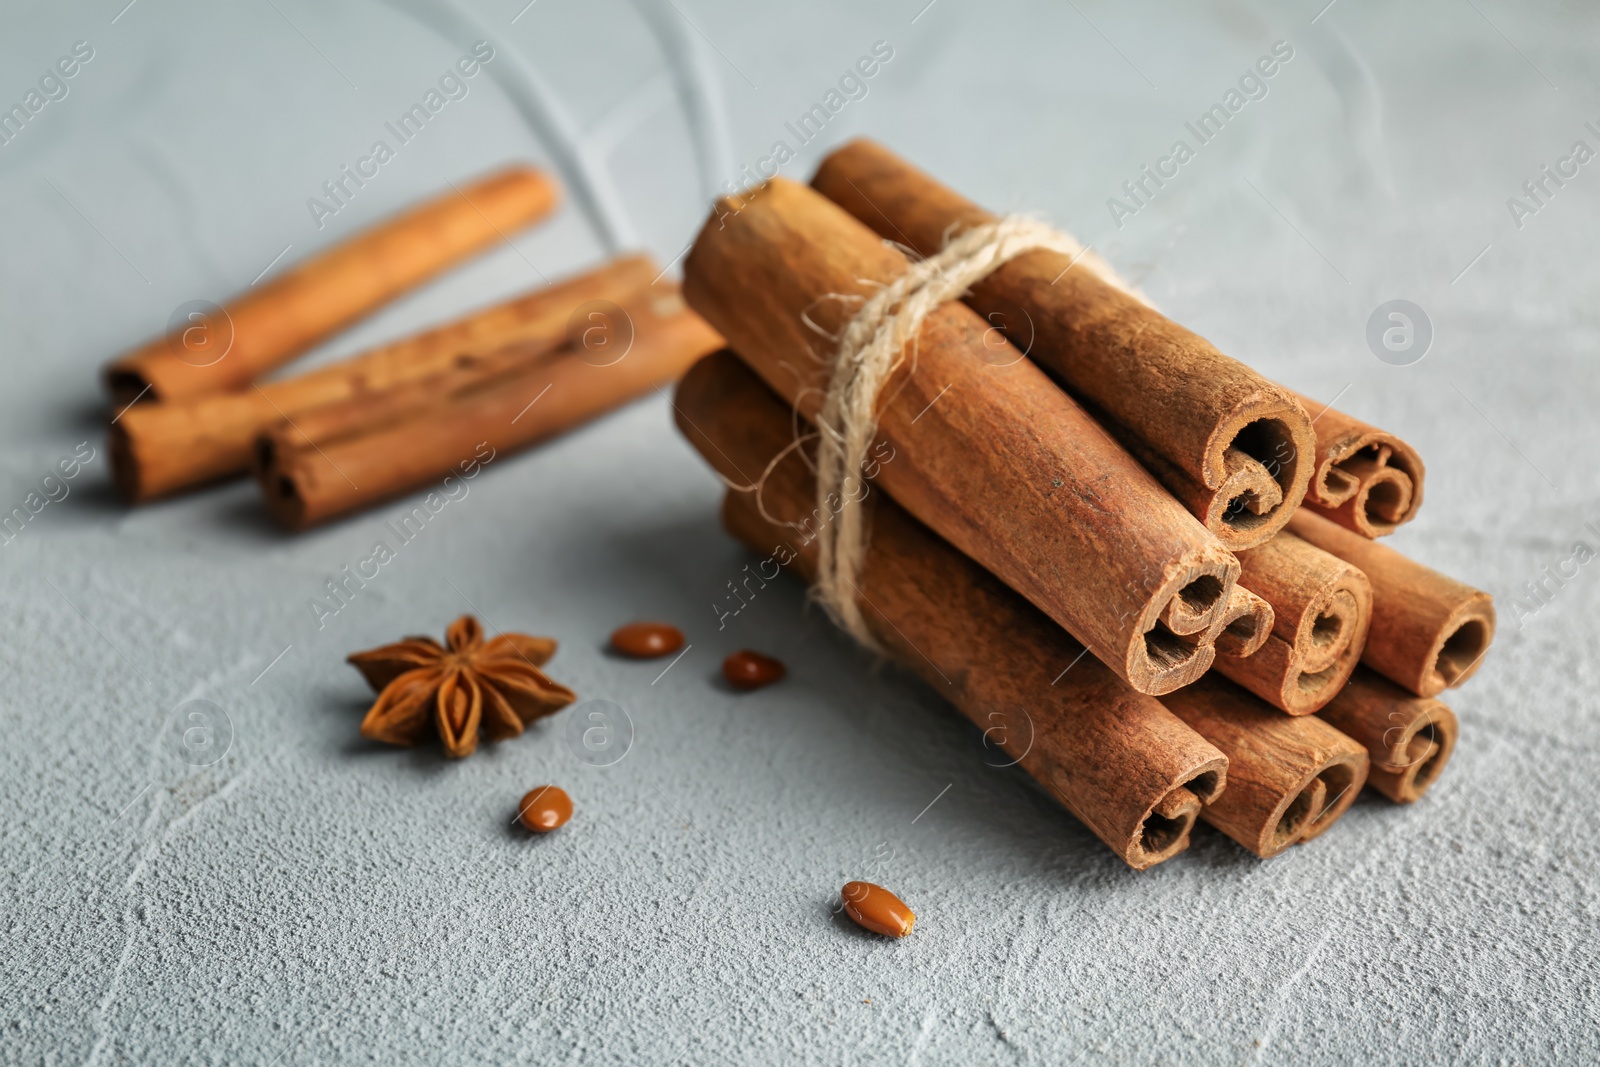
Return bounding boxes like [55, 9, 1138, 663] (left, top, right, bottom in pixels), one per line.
[683, 178, 1240, 696]
[261, 285, 721, 529]
[1212, 532, 1372, 715]
[104, 165, 559, 404]
[680, 351, 1228, 870]
[1292, 391, 1425, 537]
[111, 255, 657, 503]
[1213, 587, 1274, 659]
[1160, 676, 1369, 858]
[1318, 668, 1457, 803]
[810, 139, 1316, 552]
[1287, 510, 1495, 697]
[256, 280, 683, 471]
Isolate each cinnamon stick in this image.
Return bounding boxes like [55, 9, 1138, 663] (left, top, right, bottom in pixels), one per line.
[1212, 532, 1372, 715]
[810, 139, 1316, 551]
[254, 279, 675, 470]
[680, 350, 1228, 870]
[1318, 668, 1457, 803]
[111, 255, 657, 502]
[104, 165, 559, 404]
[1160, 676, 1369, 858]
[260, 284, 720, 529]
[1287, 510, 1495, 697]
[1292, 391, 1425, 537]
[682, 177, 1241, 696]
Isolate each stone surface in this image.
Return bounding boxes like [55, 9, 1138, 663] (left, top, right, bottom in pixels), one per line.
[1, 1, 1595, 1063]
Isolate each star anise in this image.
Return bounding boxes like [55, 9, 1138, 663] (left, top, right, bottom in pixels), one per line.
[348, 616, 577, 758]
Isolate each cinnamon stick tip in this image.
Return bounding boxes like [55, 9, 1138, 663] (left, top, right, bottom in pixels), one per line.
[259, 463, 310, 531]
[104, 364, 157, 407]
[1290, 750, 1369, 846]
[1129, 760, 1228, 869]
[106, 421, 144, 503]
[1426, 599, 1495, 695]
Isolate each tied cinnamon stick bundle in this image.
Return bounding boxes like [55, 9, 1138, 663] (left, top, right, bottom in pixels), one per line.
[1160, 677, 1369, 858]
[1292, 391, 1425, 537]
[111, 255, 657, 502]
[1319, 668, 1458, 803]
[105, 165, 559, 404]
[1287, 511, 1495, 698]
[1212, 532, 1372, 715]
[260, 282, 721, 529]
[810, 139, 1317, 552]
[679, 351, 1228, 870]
[683, 177, 1241, 696]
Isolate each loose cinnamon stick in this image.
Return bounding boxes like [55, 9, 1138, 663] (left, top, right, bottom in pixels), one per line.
[683, 178, 1241, 696]
[260, 284, 721, 529]
[1287, 510, 1495, 698]
[1212, 532, 1372, 715]
[104, 165, 559, 404]
[810, 139, 1316, 551]
[680, 351, 1228, 870]
[111, 255, 657, 502]
[1319, 668, 1457, 803]
[253, 280, 676, 471]
[1292, 391, 1425, 537]
[1160, 676, 1369, 858]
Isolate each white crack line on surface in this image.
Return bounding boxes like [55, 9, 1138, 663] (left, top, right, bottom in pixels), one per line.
[84, 906, 142, 1067]
[125, 773, 249, 892]
[1251, 924, 1335, 1059]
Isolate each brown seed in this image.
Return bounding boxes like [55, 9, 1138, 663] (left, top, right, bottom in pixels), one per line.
[610, 621, 685, 658]
[517, 785, 573, 833]
[840, 881, 915, 939]
[723, 649, 786, 690]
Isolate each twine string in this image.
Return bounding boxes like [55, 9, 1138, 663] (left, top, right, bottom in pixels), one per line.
[807, 215, 1143, 648]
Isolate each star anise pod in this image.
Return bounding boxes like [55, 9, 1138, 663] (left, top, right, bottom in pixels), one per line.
[348, 615, 576, 758]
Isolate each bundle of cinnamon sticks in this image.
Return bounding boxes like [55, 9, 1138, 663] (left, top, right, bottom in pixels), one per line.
[107, 165, 722, 528]
[673, 140, 1494, 868]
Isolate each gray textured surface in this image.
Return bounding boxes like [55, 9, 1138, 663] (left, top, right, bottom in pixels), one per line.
[3, 1, 1597, 1064]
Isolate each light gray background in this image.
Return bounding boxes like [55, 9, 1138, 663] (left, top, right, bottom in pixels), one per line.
[3, 1, 1596, 1064]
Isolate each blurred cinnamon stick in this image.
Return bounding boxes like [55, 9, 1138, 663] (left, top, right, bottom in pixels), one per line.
[679, 350, 1228, 870]
[1161, 676, 1369, 858]
[259, 282, 720, 529]
[683, 177, 1241, 696]
[105, 165, 560, 404]
[1288, 510, 1495, 697]
[1212, 532, 1372, 715]
[1292, 391, 1425, 537]
[111, 255, 657, 502]
[1319, 668, 1457, 803]
[810, 139, 1316, 552]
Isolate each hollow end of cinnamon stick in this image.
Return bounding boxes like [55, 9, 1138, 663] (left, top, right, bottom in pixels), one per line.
[1319, 668, 1458, 803]
[1161, 676, 1370, 858]
[1195, 407, 1318, 552]
[1127, 766, 1226, 869]
[1422, 604, 1495, 695]
[1213, 532, 1373, 716]
[1292, 390, 1425, 537]
[1286, 510, 1495, 698]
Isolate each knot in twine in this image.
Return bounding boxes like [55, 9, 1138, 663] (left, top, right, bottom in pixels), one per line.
[810, 215, 1145, 650]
